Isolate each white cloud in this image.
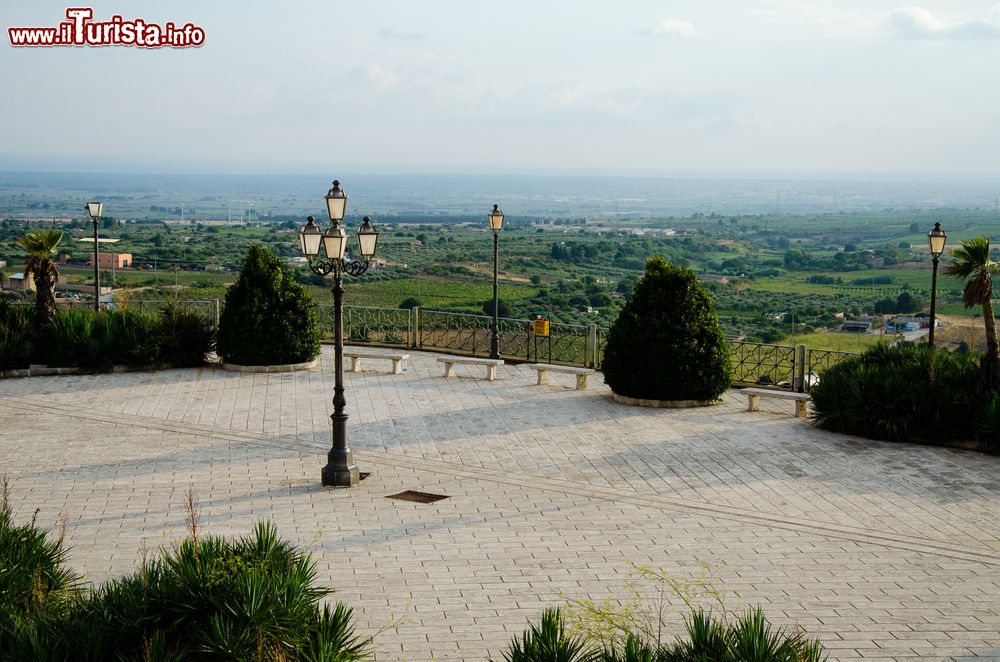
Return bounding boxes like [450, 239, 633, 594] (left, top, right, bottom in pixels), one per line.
[648, 18, 699, 38]
[888, 6, 1000, 40]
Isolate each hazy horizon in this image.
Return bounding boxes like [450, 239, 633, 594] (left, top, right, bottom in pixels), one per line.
[3, 170, 999, 219]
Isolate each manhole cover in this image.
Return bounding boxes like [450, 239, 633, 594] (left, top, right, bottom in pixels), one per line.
[386, 490, 449, 504]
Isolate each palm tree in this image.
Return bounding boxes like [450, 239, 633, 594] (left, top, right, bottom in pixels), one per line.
[16, 230, 63, 329]
[944, 236, 999, 383]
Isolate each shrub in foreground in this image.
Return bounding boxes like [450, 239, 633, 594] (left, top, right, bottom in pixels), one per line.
[602, 257, 731, 401]
[491, 607, 826, 662]
[0, 499, 368, 661]
[810, 343, 992, 445]
[0, 302, 34, 371]
[158, 301, 217, 367]
[0, 484, 79, 640]
[217, 244, 321, 366]
[35, 306, 215, 372]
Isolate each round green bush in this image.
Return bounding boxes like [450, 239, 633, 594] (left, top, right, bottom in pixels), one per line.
[602, 257, 731, 401]
[217, 245, 321, 366]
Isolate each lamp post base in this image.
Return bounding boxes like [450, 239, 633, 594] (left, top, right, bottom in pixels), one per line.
[321, 462, 359, 487]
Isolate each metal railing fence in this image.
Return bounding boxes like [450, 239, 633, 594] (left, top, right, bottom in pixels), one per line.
[12, 298, 861, 388]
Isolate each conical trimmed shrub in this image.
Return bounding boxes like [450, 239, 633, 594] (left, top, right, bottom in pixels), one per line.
[217, 245, 321, 365]
[602, 257, 731, 401]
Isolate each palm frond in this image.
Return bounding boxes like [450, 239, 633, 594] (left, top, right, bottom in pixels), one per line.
[945, 236, 995, 280]
[16, 230, 64, 258]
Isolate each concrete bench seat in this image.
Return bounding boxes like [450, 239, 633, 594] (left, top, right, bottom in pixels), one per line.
[437, 355, 504, 381]
[343, 348, 409, 375]
[529, 364, 594, 390]
[740, 387, 811, 418]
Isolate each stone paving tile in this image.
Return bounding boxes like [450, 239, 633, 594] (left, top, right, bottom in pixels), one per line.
[3, 350, 1000, 660]
[7, 350, 1000, 554]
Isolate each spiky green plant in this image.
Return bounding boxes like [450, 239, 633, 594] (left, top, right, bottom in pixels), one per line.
[810, 343, 986, 443]
[493, 608, 600, 662]
[1, 513, 370, 661]
[0, 302, 34, 371]
[977, 391, 1000, 455]
[0, 479, 80, 643]
[722, 608, 825, 662]
[156, 301, 214, 367]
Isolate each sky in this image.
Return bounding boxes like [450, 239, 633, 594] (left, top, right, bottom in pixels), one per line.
[2, 1, 999, 179]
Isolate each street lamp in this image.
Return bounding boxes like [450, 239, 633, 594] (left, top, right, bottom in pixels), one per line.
[927, 222, 947, 350]
[488, 203, 504, 360]
[299, 180, 379, 487]
[85, 201, 103, 312]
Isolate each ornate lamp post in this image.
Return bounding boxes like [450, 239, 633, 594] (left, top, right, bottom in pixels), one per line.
[927, 222, 947, 350]
[85, 201, 103, 312]
[299, 180, 379, 487]
[488, 203, 504, 360]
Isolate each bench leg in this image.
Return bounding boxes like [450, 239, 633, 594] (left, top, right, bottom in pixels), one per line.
[536, 370, 548, 385]
[443, 362, 454, 378]
[486, 364, 496, 381]
[575, 374, 588, 390]
[391, 358, 403, 375]
[795, 400, 808, 418]
[349, 357, 362, 373]
[746, 394, 760, 412]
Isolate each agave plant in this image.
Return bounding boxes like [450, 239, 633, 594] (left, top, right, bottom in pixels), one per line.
[493, 608, 600, 662]
[2, 517, 370, 661]
[724, 607, 825, 662]
[0, 485, 81, 644]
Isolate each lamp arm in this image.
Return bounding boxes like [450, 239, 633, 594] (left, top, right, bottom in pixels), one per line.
[307, 257, 372, 278]
[307, 257, 338, 277]
[342, 258, 372, 277]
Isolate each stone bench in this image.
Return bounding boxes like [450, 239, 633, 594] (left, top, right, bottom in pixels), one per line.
[437, 355, 504, 381]
[529, 364, 594, 390]
[343, 348, 409, 375]
[740, 387, 811, 418]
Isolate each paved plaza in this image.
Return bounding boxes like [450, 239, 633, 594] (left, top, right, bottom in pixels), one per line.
[2, 346, 1000, 661]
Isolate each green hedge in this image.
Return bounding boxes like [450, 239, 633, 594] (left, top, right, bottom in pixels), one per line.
[0, 303, 215, 372]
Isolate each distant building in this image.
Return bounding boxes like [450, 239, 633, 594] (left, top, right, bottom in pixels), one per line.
[89, 252, 132, 269]
[842, 320, 872, 333]
[5, 272, 35, 291]
[887, 316, 922, 332]
[698, 273, 730, 285]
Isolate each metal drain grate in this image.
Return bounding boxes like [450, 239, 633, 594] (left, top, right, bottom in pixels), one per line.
[386, 490, 449, 504]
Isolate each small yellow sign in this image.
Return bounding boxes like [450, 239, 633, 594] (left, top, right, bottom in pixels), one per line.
[533, 317, 550, 337]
